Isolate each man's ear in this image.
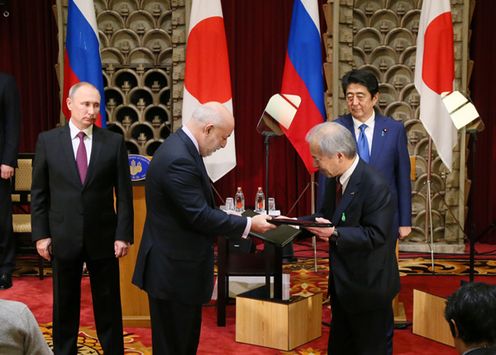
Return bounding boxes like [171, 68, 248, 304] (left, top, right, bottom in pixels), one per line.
[66, 97, 72, 111]
[204, 123, 214, 135]
[448, 319, 460, 338]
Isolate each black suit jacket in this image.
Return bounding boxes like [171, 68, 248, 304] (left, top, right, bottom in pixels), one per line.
[31, 125, 133, 260]
[133, 128, 247, 305]
[0, 73, 20, 167]
[465, 347, 496, 355]
[318, 160, 400, 314]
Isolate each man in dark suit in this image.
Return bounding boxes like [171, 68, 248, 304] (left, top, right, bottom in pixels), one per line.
[335, 68, 411, 354]
[31, 82, 133, 355]
[335, 68, 412, 240]
[445, 282, 496, 355]
[132, 101, 275, 355]
[304, 122, 400, 355]
[0, 72, 20, 290]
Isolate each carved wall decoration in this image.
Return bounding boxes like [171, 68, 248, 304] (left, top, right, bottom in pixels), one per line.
[324, 0, 469, 253]
[58, 0, 175, 156]
[57, 0, 471, 252]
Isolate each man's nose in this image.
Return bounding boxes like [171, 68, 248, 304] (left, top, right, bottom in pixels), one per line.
[88, 105, 98, 115]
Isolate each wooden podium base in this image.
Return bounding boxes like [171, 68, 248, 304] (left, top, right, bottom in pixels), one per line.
[235, 290, 322, 351]
[119, 185, 150, 327]
[412, 289, 454, 347]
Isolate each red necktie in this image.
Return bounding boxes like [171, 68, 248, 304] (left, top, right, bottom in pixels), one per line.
[335, 179, 342, 206]
[76, 131, 88, 183]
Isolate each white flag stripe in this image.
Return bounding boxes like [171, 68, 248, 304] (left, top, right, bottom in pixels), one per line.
[414, 0, 457, 171]
[187, 1, 223, 35]
[182, 0, 236, 182]
[73, 0, 99, 38]
[300, 0, 320, 33]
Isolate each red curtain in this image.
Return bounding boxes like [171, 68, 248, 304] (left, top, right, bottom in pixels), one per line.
[215, 0, 326, 216]
[0, 0, 60, 153]
[469, 1, 496, 243]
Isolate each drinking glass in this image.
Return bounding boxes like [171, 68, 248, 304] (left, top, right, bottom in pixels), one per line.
[225, 197, 235, 211]
[268, 197, 276, 212]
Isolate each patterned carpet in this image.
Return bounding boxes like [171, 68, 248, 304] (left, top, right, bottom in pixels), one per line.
[17, 256, 496, 354]
[398, 257, 496, 275]
[284, 256, 496, 276]
[39, 323, 150, 354]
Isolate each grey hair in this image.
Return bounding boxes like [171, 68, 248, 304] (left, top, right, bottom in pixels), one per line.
[68, 82, 98, 98]
[305, 122, 356, 159]
[190, 103, 224, 125]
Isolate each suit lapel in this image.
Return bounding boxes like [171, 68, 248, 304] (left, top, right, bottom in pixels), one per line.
[178, 129, 215, 207]
[60, 126, 82, 186]
[341, 115, 355, 137]
[332, 160, 364, 225]
[85, 126, 103, 187]
[370, 114, 387, 165]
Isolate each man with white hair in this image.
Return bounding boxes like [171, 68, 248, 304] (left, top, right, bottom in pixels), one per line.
[133, 102, 275, 354]
[303, 122, 400, 355]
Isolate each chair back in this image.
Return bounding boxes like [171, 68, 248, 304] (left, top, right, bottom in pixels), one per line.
[12, 153, 34, 206]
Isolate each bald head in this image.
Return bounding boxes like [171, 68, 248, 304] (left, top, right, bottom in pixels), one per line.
[185, 102, 234, 157]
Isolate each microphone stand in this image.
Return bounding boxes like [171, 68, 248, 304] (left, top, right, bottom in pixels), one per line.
[262, 131, 278, 209]
[467, 128, 478, 282]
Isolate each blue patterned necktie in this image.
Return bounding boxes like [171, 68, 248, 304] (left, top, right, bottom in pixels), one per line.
[357, 124, 370, 163]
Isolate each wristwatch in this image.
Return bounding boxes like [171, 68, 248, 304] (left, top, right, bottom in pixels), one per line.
[330, 228, 339, 242]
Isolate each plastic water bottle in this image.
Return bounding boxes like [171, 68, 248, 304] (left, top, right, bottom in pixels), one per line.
[234, 187, 245, 212]
[254, 187, 265, 213]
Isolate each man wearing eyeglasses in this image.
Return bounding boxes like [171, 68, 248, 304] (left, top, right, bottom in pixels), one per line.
[334, 68, 412, 355]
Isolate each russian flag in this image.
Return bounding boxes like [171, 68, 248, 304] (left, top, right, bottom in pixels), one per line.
[62, 0, 106, 127]
[281, 0, 326, 174]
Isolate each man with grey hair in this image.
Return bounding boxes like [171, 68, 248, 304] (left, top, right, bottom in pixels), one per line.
[303, 122, 400, 355]
[133, 101, 275, 355]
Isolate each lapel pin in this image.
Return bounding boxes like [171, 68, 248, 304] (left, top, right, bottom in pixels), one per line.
[381, 128, 387, 137]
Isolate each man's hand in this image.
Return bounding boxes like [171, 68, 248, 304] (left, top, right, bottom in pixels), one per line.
[0, 164, 14, 180]
[250, 214, 277, 234]
[305, 217, 334, 242]
[114, 240, 130, 258]
[36, 238, 52, 261]
[399, 226, 412, 239]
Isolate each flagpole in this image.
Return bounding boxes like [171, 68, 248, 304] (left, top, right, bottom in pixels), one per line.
[56, 0, 65, 126]
[311, 174, 317, 271]
[426, 138, 435, 273]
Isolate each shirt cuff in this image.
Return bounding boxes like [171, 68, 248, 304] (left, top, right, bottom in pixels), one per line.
[241, 217, 252, 239]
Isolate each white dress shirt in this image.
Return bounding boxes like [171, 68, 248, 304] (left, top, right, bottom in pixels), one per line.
[68, 120, 93, 165]
[352, 111, 375, 155]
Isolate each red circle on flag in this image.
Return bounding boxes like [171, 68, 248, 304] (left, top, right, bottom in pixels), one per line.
[422, 12, 454, 94]
[184, 17, 232, 103]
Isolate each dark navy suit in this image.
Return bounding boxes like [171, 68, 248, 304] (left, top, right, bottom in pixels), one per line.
[0, 73, 20, 278]
[133, 128, 247, 354]
[317, 160, 400, 354]
[335, 112, 411, 230]
[335, 112, 411, 354]
[31, 125, 133, 355]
